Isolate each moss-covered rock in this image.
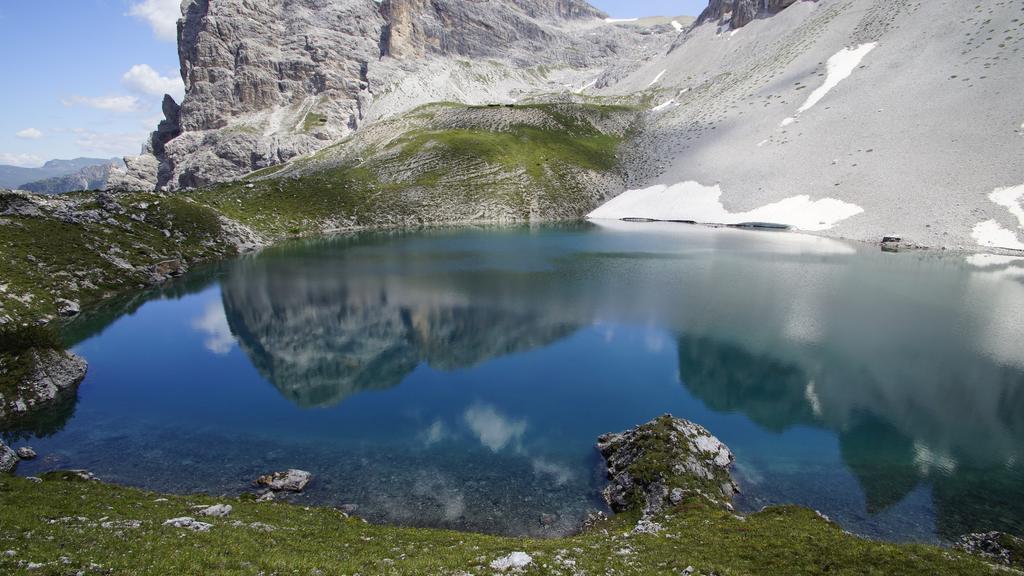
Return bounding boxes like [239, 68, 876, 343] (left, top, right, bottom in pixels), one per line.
[597, 414, 740, 515]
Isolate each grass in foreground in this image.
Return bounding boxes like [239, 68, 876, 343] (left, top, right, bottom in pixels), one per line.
[0, 475, 997, 576]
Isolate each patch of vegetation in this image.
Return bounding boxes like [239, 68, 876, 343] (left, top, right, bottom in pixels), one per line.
[193, 103, 633, 237]
[302, 112, 328, 133]
[0, 475, 997, 575]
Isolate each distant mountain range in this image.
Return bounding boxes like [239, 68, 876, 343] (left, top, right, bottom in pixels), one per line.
[0, 157, 121, 192]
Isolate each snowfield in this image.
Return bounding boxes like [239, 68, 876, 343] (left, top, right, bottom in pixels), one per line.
[587, 181, 864, 232]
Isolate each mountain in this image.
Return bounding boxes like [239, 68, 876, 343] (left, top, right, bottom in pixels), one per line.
[110, 0, 1024, 252]
[0, 157, 118, 190]
[19, 160, 123, 194]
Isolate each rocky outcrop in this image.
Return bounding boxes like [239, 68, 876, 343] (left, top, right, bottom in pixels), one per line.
[256, 469, 312, 492]
[698, 0, 808, 29]
[597, 414, 739, 515]
[955, 531, 1024, 568]
[0, 440, 17, 473]
[0, 350, 87, 420]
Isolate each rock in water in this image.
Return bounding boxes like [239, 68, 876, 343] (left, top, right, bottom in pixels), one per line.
[15, 447, 36, 460]
[597, 414, 739, 515]
[0, 441, 18, 473]
[255, 469, 312, 492]
[955, 531, 1024, 568]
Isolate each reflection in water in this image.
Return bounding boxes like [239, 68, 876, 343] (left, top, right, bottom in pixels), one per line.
[23, 223, 1024, 541]
[220, 246, 578, 407]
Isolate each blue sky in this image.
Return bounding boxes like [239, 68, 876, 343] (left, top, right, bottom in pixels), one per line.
[0, 0, 705, 166]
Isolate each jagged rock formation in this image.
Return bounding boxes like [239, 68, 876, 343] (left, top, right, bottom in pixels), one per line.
[0, 439, 16, 473]
[119, 0, 674, 190]
[698, 0, 808, 29]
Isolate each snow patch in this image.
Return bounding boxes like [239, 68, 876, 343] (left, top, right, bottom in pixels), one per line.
[778, 43, 877, 127]
[671, 20, 684, 31]
[647, 69, 667, 88]
[604, 17, 638, 23]
[587, 181, 864, 231]
[971, 184, 1024, 250]
[779, 117, 795, 127]
[798, 43, 877, 114]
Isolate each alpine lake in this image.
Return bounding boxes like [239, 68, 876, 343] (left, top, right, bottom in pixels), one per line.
[7, 221, 1024, 544]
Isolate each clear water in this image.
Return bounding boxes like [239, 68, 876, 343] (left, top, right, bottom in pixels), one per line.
[6, 222, 1024, 543]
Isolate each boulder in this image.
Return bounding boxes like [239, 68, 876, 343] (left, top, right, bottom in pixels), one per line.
[0, 350, 87, 420]
[55, 299, 80, 318]
[15, 447, 36, 460]
[597, 414, 739, 516]
[255, 469, 312, 492]
[197, 504, 232, 517]
[0, 441, 18, 473]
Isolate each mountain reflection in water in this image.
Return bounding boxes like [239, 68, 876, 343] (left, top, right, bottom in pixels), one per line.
[22, 223, 1024, 541]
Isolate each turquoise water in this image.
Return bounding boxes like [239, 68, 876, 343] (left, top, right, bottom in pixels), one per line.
[6, 222, 1024, 542]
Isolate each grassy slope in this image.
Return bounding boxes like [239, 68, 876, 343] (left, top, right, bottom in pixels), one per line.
[0, 192, 232, 324]
[191, 103, 631, 237]
[0, 475, 995, 576]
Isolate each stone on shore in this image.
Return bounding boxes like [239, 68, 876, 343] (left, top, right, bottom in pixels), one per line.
[0, 441, 18, 473]
[255, 469, 312, 492]
[597, 414, 739, 516]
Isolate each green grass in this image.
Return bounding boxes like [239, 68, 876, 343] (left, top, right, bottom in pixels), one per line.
[193, 103, 631, 237]
[302, 112, 328, 133]
[0, 475, 997, 576]
[0, 192, 234, 325]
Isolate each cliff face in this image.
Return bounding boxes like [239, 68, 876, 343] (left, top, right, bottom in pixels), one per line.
[119, 0, 661, 191]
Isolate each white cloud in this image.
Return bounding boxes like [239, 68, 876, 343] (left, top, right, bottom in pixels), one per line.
[464, 403, 527, 452]
[15, 128, 43, 140]
[128, 0, 182, 41]
[191, 302, 237, 355]
[0, 153, 44, 168]
[62, 95, 141, 113]
[122, 64, 184, 100]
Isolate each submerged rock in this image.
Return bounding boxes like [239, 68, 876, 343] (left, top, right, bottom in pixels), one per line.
[255, 469, 312, 492]
[0, 440, 18, 473]
[597, 414, 739, 516]
[955, 531, 1024, 567]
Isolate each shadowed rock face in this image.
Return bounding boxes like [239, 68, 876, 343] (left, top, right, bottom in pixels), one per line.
[698, 0, 807, 29]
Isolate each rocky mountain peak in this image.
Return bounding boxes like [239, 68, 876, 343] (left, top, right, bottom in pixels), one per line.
[698, 0, 809, 29]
